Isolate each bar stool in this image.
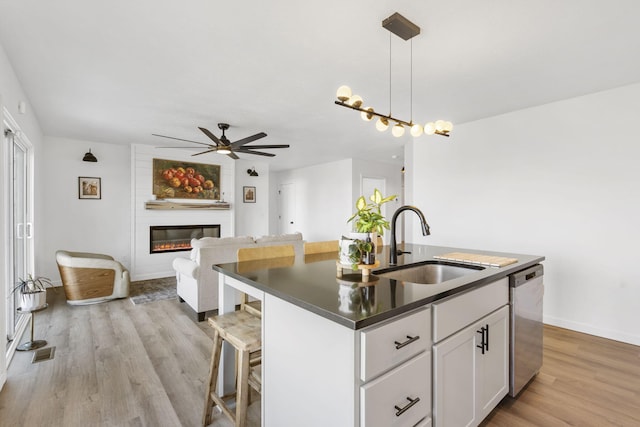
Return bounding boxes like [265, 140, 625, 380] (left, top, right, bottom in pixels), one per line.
[203, 310, 262, 427]
[303, 240, 339, 255]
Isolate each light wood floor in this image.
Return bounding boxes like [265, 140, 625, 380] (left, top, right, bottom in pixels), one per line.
[1, 290, 638, 427]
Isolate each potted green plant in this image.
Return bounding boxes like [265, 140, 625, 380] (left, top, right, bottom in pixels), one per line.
[11, 275, 54, 311]
[347, 189, 396, 235]
[346, 238, 375, 269]
[340, 189, 396, 265]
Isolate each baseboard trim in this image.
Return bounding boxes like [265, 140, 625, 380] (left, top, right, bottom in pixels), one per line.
[544, 314, 640, 346]
[5, 313, 30, 366]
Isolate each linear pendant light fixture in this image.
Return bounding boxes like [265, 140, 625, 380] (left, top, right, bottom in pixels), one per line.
[335, 12, 452, 138]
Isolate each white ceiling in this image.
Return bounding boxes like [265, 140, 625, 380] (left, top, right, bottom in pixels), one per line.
[2, 1, 640, 171]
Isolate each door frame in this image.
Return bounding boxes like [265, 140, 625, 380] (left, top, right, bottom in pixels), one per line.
[3, 107, 34, 365]
[277, 182, 296, 235]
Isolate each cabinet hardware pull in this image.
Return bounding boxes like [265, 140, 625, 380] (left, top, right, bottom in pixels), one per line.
[485, 324, 489, 352]
[476, 327, 486, 354]
[394, 335, 419, 349]
[395, 396, 420, 417]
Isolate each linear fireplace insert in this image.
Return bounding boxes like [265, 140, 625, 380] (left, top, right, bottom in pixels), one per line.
[150, 224, 220, 254]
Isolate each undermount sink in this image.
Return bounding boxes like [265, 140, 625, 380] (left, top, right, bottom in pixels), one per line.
[374, 261, 484, 284]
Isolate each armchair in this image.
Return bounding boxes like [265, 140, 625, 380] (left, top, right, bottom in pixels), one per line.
[55, 250, 130, 305]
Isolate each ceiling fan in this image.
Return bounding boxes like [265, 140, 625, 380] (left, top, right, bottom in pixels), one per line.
[153, 123, 289, 160]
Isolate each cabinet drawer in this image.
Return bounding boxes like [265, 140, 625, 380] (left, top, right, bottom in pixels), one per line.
[360, 351, 431, 427]
[432, 278, 508, 342]
[361, 308, 431, 382]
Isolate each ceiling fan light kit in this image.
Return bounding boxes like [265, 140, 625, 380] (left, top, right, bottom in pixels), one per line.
[153, 122, 289, 160]
[335, 12, 453, 138]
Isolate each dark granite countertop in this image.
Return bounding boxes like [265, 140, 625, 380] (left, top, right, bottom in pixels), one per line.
[213, 244, 544, 330]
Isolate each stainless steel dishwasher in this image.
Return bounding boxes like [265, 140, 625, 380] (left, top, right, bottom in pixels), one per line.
[509, 264, 544, 397]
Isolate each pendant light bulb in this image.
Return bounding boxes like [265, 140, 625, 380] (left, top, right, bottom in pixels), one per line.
[443, 121, 453, 132]
[392, 123, 405, 137]
[336, 85, 352, 102]
[424, 122, 436, 135]
[410, 123, 423, 137]
[435, 120, 446, 132]
[349, 95, 363, 108]
[361, 107, 374, 121]
[375, 117, 389, 132]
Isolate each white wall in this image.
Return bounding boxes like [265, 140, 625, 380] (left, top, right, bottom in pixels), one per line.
[41, 142, 268, 281]
[41, 137, 131, 281]
[409, 82, 640, 345]
[235, 159, 269, 237]
[272, 158, 403, 243]
[274, 159, 353, 241]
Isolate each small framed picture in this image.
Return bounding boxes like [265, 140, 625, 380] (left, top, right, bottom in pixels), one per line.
[243, 186, 256, 203]
[79, 177, 101, 199]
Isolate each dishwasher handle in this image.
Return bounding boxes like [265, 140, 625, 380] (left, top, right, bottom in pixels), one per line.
[510, 264, 543, 288]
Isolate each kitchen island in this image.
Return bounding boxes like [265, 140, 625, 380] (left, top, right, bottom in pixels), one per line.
[214, 244, 544, 427]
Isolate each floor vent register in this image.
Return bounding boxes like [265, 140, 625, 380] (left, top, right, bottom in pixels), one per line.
[32, 346, 55, 364]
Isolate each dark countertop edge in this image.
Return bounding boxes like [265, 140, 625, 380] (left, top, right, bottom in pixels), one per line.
[352, 257, 544, 329]
[213, 249, 545, 330]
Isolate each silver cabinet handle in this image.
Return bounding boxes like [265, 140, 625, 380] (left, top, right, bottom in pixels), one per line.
[394, 335, 419, 350]
[395, 396, 420, 417]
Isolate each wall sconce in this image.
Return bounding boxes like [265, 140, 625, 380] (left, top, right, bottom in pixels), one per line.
[247, 167, 259, 177]
[82, 149, 98, 162]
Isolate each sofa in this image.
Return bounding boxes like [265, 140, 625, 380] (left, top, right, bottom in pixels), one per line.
[56, 250, 130, 305]
[172, 233, 304, 321]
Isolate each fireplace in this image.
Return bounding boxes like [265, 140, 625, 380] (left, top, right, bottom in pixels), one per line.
[150, 224, 220, 254]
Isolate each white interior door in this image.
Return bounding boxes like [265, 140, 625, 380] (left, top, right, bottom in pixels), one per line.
[4, 126, 34, 343]
[278, 183, 296, 234]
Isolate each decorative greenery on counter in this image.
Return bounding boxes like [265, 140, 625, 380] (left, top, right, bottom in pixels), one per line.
[347, 238, 375, 269]
[347, 188, 396, 235]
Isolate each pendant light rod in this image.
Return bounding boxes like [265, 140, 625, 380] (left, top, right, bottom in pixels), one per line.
[334, 100, 450, 136]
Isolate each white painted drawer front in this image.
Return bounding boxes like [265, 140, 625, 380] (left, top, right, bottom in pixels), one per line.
[360, 308, 431, 382]
[432, 278, 508, 343]
[360, 351, 431, 427]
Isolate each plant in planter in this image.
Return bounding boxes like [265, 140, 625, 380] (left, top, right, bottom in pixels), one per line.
[346, 238, 375, 269]
[347, 188, 396, 235]
[11, 275, 55, 311]
[340, 189, 396, 266]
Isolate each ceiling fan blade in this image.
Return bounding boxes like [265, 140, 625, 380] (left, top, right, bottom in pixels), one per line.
[234, 149, 276, 157]
[228, 151, 240, 160]
[191, 149, 218, 156]
[156, 146, 210, 149]
[230, 132, 267, 148]
[198, 127, 222, 146]
[152, 133, 211, 147]
[240, 144, 290, 149]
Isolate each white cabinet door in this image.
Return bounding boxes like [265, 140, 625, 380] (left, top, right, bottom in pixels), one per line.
[433, 305, 510, 427]
[477, 306, 509, 421]
[433, 323, 477, 427]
